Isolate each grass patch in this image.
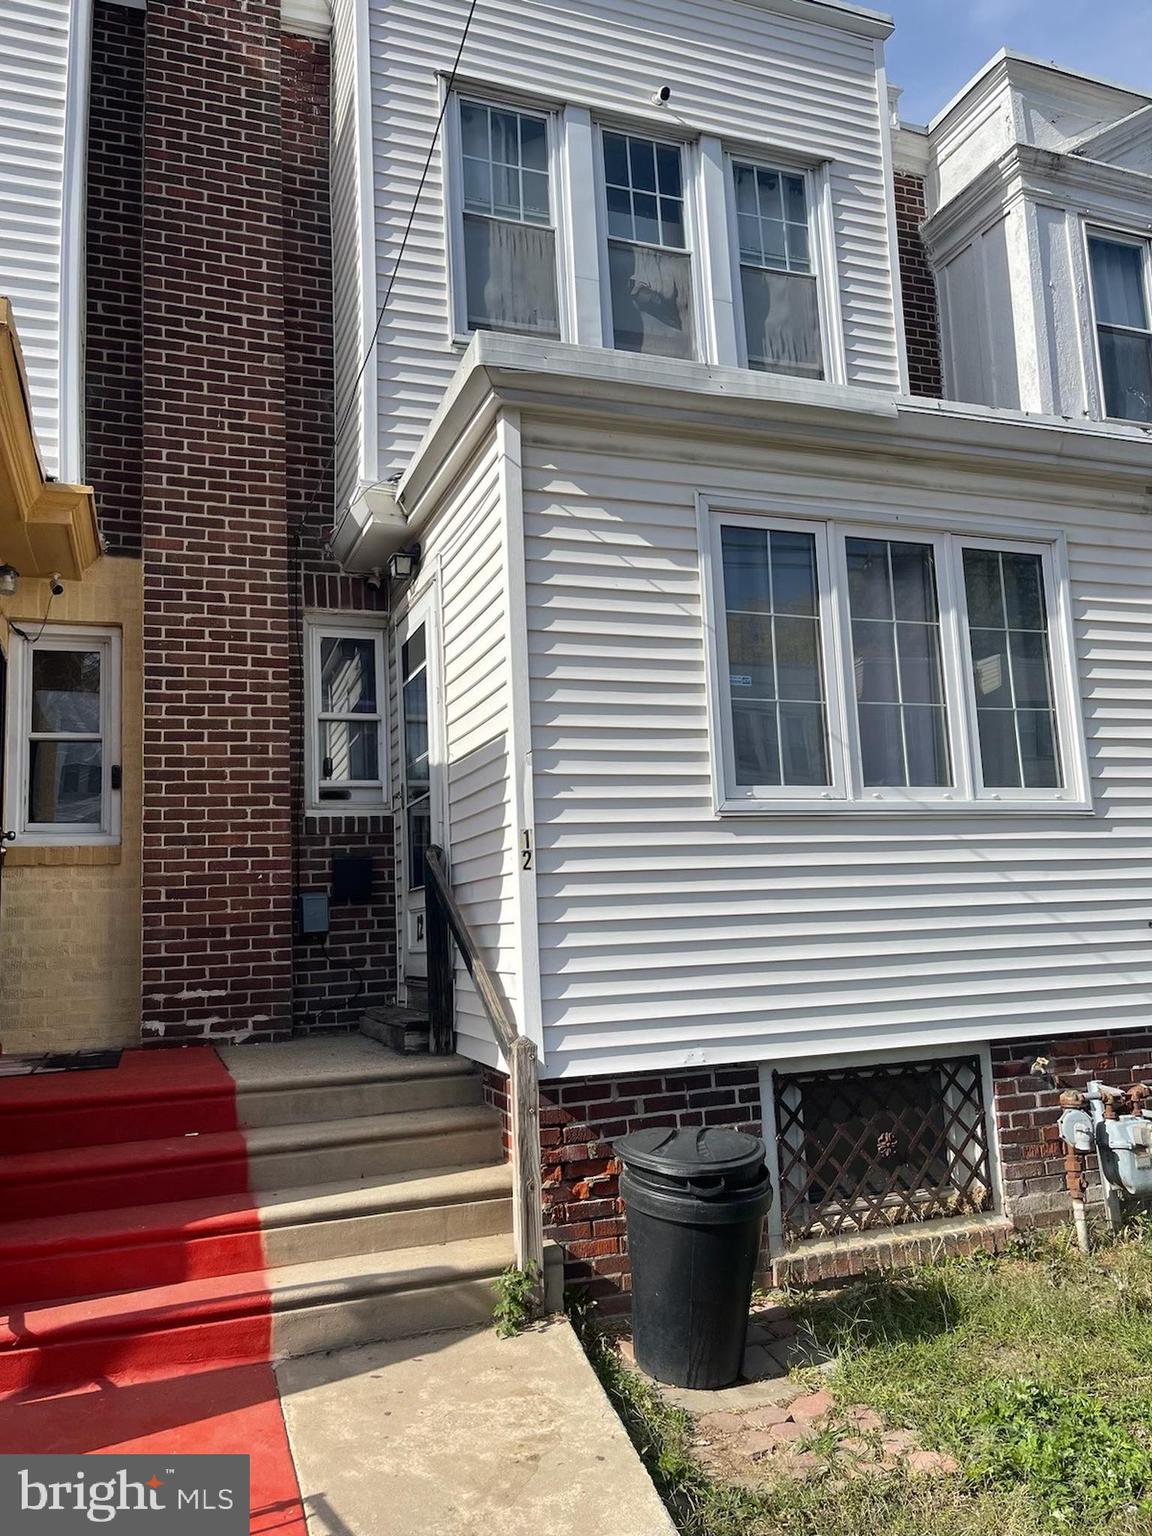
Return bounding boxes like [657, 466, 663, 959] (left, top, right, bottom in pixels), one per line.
[580, 1226, 1152, 1535]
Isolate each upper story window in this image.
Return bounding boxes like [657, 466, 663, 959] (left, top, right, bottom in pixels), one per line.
[304, 618, 388, 813]
[601, 130, 694, 360]
[703, 506, 1088, 814]
[1088, 233, 1152, 424]
[457, 98, 560, 339]
[732, 162, 822, 380]
[4, 624, 121, 844]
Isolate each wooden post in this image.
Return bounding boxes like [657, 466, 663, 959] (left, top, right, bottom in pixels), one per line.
[509, 1034, 545, 1288]
[425, 853, 454, 1056]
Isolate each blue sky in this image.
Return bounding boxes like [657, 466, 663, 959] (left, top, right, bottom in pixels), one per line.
[880, 1, 1152, 125]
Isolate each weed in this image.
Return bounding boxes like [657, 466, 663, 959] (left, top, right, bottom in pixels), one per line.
[492, 1261, 540, 1338]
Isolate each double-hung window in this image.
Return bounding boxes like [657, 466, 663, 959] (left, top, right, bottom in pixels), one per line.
[601, 130, 694, 359]
[732, 162, 822, 379]
[705, 507, 1087, 812]
[456, 97, 560, 339]
[304, 620, 388, 812]
[1088, 232, 1152, 423]
[4, 624, 121, 843]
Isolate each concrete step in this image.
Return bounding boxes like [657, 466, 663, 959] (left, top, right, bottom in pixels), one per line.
[0, 1105, 505, 1221]
[0, 1234, 518, 1390]
[219, 1038, 480, 1127]
[0, 1164, 515, 1304]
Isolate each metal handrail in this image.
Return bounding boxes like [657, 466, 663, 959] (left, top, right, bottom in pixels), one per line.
[424, 846, 544, 1281]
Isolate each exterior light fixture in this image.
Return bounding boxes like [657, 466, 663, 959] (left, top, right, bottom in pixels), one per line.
[0, 565, 19, 596]
[388, 546, 420, 582]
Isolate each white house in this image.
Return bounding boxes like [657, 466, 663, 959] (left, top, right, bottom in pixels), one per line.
[320, 0, 1152, 1283]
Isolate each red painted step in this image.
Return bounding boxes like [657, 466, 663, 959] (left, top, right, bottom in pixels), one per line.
[0, 1192, 267, 1305]
[0, 1047, 240, 1155]
[0, 1126, 252, 1220]
[0, 1267, 276, 1392]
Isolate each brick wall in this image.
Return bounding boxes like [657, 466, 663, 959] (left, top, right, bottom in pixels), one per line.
[86, 1, 145, 557]
[893, 173, 943, 399]
[538, 1067, 763, 1309]
[991, 1030, 1152, 1224]
[139, 0, 294, 1043]
[282, 35, 397, 1031]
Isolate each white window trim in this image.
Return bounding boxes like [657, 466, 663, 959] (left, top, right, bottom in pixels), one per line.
[592, 121, 706, 360]
[722, 152, 840, 386]
[304, 615, 390, 816]
[698, 494, 1092, 816]
[4, 623, 121, 846]
[1082, 221, 1152, 428]
[444, 89, 572, 347]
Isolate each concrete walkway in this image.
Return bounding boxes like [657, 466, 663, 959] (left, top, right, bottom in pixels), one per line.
[275, 1320, 676, 1536]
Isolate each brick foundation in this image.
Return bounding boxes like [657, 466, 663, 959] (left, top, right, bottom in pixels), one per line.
[538, 1067, 762, 1309]
[894, 172, 943, 399]
[990, 1030, 1152, 1225]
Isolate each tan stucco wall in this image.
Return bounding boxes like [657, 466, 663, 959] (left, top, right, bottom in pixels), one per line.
[0, 556, 142, 1051]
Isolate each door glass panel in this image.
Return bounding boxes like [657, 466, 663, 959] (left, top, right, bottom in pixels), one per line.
[402, 622, 431, 891]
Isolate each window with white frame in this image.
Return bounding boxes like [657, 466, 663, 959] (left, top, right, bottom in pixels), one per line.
[601, 129, 695, 359]
[705, 508, 1087, 811]
[304, 620, 388, 812]
[4, 625, 121, 843]
[731, 161, 822, 379]
[1088, 232, 1152, 424]
[455, 97, 560, 339]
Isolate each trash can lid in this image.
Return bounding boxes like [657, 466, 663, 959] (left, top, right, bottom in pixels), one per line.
[615, 1125, 765, 1180]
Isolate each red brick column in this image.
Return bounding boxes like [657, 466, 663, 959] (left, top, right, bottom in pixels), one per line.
[140, 0, 294, 1043]
[86, 1, 145, 558]
[894, 172, 943, 400]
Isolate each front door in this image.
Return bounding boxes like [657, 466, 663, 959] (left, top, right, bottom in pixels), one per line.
[396, 588, 443, 981]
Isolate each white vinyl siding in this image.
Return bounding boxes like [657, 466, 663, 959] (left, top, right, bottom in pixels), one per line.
[360, 0, 901, 476]
[407, 438, 519, 1066]
[0, 0, 87, 478]
[520, 418, 1152, 1079]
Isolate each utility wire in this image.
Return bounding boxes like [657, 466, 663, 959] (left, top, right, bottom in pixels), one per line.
[293, 0, 482, 543]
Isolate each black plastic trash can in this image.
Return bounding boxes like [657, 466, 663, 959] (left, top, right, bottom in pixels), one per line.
[616, 1125, 772, 1390]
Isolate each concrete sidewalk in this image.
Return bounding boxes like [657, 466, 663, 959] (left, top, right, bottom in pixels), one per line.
[275, 1319, 676, 1536]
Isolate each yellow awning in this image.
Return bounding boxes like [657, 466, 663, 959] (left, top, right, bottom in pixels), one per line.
[0, 297, 100, 581]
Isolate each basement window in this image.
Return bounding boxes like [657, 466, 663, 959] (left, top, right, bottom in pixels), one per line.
[304, 618, 388, 814]
[703, 505, 1090, 813]
[773, 1055, 994, 1242]
[3, 624, 121, 844]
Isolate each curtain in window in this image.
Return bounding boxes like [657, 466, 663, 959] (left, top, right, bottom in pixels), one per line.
[741, 268, 822, 378]
[463, 215, 560, 337]
[607, 242, 693, 358]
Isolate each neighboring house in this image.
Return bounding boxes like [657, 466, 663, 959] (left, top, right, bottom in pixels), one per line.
[4, 0, 1152, 1298]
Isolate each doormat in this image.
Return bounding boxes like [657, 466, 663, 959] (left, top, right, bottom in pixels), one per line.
[0, 1049, 124, 1077]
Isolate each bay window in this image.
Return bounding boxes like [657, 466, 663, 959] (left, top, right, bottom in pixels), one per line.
[455, 97, 560, 339]
[601, 130, 695, 359]
[704, 506, 1088, 812]
[1088, 232, 1152, 423]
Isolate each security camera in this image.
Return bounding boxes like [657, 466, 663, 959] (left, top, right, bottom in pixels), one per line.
[49, 573, 64, 598]
[651, 85, 672, 105]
